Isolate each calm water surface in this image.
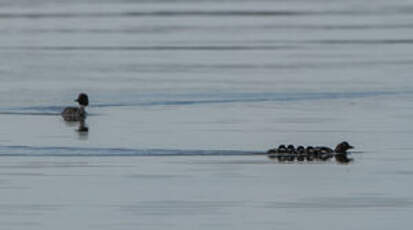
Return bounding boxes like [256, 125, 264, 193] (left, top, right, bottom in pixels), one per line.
[0, 0, 412, 229]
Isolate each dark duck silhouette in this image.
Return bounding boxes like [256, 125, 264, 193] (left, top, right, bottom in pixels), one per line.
[286, 145, 296, 161]
[334, 141, 354, 163]
[305, 146, 315, 161]
[61, 93, 89, 122]
[296, 146, 305, 161]
[315, 146, 334, 161]
[267, 145, 287, 161]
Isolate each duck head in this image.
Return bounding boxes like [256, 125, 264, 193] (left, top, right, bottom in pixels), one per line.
[335, 141, 353, 153]
[75, 93, 89, 107]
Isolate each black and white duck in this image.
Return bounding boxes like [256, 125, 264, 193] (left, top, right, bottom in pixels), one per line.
[61, 93, 89, 122]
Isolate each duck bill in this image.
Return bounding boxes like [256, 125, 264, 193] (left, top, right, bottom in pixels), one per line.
[348, 145, 354, 149]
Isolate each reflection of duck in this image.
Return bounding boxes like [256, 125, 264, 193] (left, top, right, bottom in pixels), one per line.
[334, 141, 354, 163]
[267, 142, 354, 163]
[77, 119, 89, 132]
[61, 93, 88, 121]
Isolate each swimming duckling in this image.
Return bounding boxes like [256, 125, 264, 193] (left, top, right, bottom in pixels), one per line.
[267, 147, 278, 159]
[277, 145, 287, 152]
[306, 146, 315, 161]
[312, 148, 321, 160]
[266, 145, 282, 160]
[277, 145, 287, 162]
[296, 146, 305, 161]
[316, 146, 334, 161]
[267, 148, 277, 154]
[334, 141, 354, 163]
[287, 145, 296, 161]
[61, 93, 89, 121]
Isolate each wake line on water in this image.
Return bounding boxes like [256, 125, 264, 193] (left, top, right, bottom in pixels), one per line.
[4, 38, 413, 52]
[0, 8, 411, 19]
[0, 112, 60, 116]
[0, 145, 263, 157]
[4, 23, 413, 35]
[91, 90, 411, 108]
[0, 10, 371, 19]
[0, 45, 296, 51]
[0, 90, 412, 116]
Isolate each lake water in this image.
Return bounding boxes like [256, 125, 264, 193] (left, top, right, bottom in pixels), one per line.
[0, 0, 413, 229]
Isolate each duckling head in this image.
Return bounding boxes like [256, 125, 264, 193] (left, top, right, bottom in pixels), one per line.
[297, 146, 305, 153]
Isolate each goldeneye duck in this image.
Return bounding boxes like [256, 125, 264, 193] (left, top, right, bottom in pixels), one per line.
[334, 141, 354, 163]
[61, 93, 89, 121]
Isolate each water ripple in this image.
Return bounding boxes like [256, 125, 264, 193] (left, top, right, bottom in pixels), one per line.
[0, 45, 296, 51]
[0, 90, 411, 116]
[265, 196, 412, 209]
[0, 145, 262, 157]
[4, 24, 413, 34]
[0, 10, 346, 19]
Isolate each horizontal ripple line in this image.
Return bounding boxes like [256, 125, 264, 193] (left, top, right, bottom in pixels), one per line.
[3, 39, 413, 52]
[1, 8, 410, 19]
[309, 39, 413, 45]
[0, 112, 59, 116]
[0, 45, 296, 51]
[4, 24, 413, 35]
[0, 10, 333, 19]
[0, 9, 408, 19]
[0, 145, 263, 157]
[1, 90, 412, 116]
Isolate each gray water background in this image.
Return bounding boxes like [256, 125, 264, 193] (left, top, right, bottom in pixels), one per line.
[0, 0, 413, 229]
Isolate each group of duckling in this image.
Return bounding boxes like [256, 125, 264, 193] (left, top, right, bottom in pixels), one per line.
[267, 141, 354, 163]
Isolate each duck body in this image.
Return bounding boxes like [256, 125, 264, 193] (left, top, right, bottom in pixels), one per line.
[61, 106, 86, 121]
[61, 93, 89, 122]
